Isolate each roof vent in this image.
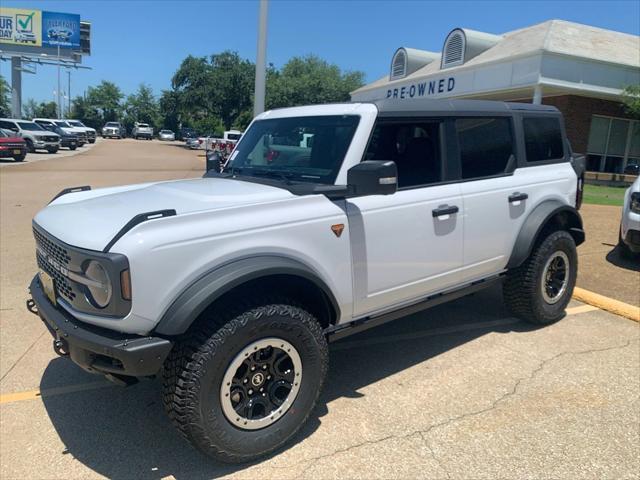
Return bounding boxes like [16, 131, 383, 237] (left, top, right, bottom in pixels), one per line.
[390, 47, 440, 80]
[441, 28, 502, 69]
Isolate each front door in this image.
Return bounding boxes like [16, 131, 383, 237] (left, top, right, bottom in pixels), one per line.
[347, 119, 464, 317]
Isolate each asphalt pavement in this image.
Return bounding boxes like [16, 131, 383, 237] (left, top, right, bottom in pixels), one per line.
[0, 139, 638, 479]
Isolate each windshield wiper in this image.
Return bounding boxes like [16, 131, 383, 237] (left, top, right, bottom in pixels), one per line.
[249, 169, 296, 185]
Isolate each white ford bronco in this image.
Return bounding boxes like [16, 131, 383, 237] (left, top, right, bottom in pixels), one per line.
[28, 99, 585, 463]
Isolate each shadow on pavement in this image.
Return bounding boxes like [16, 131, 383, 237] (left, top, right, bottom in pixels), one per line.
[40, 284, 538, 479]
[605, 244, 640, 272]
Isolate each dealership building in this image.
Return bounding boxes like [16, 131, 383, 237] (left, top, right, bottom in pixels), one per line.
[351, 20, 640, 173]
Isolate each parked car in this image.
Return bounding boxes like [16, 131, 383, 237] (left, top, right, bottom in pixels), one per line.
[159, 130, 176, 141]
[0, 118, 60, 153]
[14, 31, 37, 44]
[47, 27, 73, 42]
[27, 99, 585, 463]
[65, 119, 97, 143]
[132, 122, 154, 140]
[204, 130, 242, 151]
[619, 177, 640, 257]
[179, 127, 197, 140]
[42, 125, 79, 150]
[186, 136, 205, 150]
[102, 122, 126, 139]
[34, 119, 87, 146]
[0, 128, 27, 162]
[623, 163, 639, 176]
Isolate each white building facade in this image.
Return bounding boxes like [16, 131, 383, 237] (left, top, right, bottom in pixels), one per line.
[351, 20, 640, 173]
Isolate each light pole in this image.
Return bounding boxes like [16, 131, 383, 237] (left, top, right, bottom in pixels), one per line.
[253, 0, 268, 117]
[57, 45, 61, 119]
[67, 70, 71, 117]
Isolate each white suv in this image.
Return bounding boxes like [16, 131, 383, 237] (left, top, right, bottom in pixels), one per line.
[619, 177, 640, 257]
[28, 99, 585, 463]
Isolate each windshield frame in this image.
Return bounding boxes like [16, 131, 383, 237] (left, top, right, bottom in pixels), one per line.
[226, 115, 360, 186]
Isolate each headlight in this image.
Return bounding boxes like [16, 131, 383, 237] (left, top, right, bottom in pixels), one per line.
[84, 260, 112, 308]
[631, 192, 640, 214]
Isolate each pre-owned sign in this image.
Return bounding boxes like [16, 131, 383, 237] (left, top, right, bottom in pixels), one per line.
[42, 11, 80, 48]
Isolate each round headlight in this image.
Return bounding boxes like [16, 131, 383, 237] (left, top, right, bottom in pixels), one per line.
[85, 260, 112, 308]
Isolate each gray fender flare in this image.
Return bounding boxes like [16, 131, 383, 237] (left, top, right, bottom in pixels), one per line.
[506, 201, 585, 269]
[154, 256, 340, 336]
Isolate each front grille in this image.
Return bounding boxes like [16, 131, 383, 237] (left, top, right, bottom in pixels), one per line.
[1, 143, 24, 149]
[36, 252, 76, 301]
[42, 136, 58, 142]
[33, 228, 71, 266]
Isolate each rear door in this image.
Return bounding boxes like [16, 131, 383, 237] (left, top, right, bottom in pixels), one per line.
[347, 118, 464, 317]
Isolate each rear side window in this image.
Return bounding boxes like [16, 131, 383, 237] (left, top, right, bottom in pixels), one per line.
[523, 117, 564, 162]
[456, 117, 514, 179]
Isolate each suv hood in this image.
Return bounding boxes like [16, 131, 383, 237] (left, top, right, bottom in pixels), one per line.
[34, 177, 294, 251]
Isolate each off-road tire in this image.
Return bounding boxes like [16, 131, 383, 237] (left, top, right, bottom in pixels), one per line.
[25, 139, 35, 153]
[504, 230, 577, 325]
[46, 147, 58, 154]
[162, 296, 329, 463]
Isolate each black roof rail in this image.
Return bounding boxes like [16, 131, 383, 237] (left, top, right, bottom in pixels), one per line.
[103, 209, 177, 253]
[49, 186, 91, 204]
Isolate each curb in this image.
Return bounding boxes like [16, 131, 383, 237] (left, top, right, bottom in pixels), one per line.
[573, 287, 640, 323]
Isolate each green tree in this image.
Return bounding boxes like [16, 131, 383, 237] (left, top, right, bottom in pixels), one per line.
[622, 85, 640, 119]
[69, 95, 102, 129]
[22, 99, 58, 119]
[159, 89, 180, 132]
[267, 55, 364, 109]
[0, 75, 10, 117]
[123, 83, 160, 132]
[86, 80, 124, 123]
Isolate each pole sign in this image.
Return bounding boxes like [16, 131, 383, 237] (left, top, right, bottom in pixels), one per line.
[0, 8, 80, 49]
[0, 7, 42, 47]
[42, 11, 80, 48]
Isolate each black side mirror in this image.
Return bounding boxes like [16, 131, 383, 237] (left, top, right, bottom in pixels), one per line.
[206, 151, 222, 172]
[347, 161, 398, 196]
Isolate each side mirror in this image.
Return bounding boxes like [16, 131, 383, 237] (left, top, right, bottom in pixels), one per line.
[206, 151, 222, 172]
[347, 161, 398, 196]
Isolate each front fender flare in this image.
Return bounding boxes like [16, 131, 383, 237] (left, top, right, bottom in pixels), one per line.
[154, 256, 340, 336]
[506, 201, 584, 269]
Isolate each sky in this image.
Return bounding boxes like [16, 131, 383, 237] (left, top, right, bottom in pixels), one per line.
[1, 0, 639, 105]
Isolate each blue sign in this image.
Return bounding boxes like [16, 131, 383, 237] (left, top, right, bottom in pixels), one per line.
[42, 11, 80, 48]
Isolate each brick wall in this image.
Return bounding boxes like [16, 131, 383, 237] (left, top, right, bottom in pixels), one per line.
[540, 95, 631, 154]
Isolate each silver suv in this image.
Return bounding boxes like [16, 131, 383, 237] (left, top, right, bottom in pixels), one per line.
[0, 118, 60, 153]
[28, 99, 585, 463]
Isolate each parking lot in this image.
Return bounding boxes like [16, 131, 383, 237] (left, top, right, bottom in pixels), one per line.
[0, 139, 638, 479]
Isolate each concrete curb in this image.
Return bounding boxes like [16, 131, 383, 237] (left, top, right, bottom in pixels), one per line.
[573, 287, 640, 322]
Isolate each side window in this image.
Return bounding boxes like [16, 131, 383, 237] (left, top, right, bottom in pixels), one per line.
[456, 117, 515, 179]
[0, 121, 17, 131]
[364, 120, 442, 188]
[523, 117, 564, 162]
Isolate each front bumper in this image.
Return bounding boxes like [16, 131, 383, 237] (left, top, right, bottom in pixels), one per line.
[0, 147, 26, 157]
[35, 141, 59, 149]
[29, 275, 173, 377]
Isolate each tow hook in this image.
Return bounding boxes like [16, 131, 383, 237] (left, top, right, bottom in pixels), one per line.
[26, 298, 38, 316]
[53, 339, 69, 357]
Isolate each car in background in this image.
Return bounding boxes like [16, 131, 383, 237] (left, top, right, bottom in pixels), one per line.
[159, 129, 176, 141]
[34, 119, 87, 146]
[40, 125, 79, 150]
[204, 130, 243, 151]
[64, 119, 97, 143]
[0, 118, 60, 153]
[623, 163, 639, 176]
[132, 122, 154, 140]
[102, 122, 126, 139]
[0, 129, 27, 162]
[186, 135, 207, 149]
[619, 177, 640, 258]
[179, 127, 197, 140]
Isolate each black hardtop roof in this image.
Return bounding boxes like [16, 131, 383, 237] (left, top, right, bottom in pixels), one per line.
[372, 98, 559, 116]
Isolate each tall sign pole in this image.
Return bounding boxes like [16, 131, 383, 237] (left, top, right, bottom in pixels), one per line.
[11, 57, 22, 119]
[253, 0, 268, 117]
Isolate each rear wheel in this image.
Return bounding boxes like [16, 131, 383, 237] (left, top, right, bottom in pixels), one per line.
[504, 230, 577, 325]
[162, 297, 328, 463]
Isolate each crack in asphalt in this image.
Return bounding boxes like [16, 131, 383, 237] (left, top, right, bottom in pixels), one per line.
[286, 339, 637, 479]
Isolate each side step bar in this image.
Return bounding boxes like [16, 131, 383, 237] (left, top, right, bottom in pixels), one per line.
[325, 274, 503, 343]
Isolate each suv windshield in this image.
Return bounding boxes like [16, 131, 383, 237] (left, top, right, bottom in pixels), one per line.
[105, 122, 120, 127]
[227, 115, 359, 184]
[18, 122, 45, 131]
[55, 121, 70, 128]
[228, 133, 241, 141]
[137, 124, 149, 128]
[68, 121, 84, 127]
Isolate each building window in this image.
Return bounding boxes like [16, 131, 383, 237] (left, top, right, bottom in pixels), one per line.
[586, 115, 640, 173]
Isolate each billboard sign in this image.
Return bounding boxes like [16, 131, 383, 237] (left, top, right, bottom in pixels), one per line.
[0, 7, 42, 47]
[42, 11, 80, 48]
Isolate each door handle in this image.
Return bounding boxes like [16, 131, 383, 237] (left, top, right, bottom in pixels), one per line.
[508, 192, 528, 203]
[432, 205, 459, 218]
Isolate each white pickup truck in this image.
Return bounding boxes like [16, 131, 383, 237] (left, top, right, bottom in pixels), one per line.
[28, 98, 585, 463]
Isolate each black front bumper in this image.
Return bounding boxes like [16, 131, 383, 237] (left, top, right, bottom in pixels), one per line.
[29, 275, 173, 377]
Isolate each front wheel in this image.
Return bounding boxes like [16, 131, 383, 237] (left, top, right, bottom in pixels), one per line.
[13, 154, 26, 162]
[46, 147, 58, 154]
[25, 139, 35, 153]
[162, 297, 328, 463]
[69, 145, 77, 151]
[504, 230, 577, 325]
